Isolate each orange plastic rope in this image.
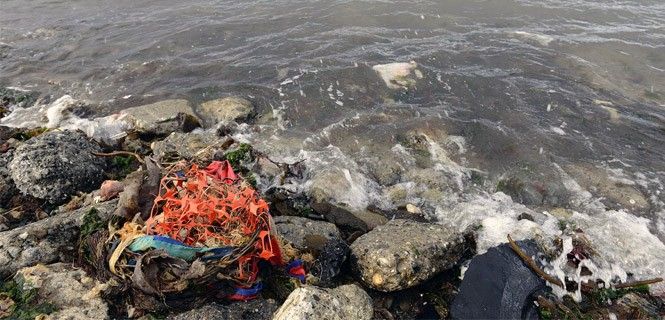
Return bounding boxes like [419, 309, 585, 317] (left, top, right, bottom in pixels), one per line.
[145, 161, 278, 283]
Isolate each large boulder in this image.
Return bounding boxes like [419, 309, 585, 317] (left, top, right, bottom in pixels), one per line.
[9, 263, 109, 320]
[450, 240, 546, 319]
[350, 219, 465, 292]
[272, 284, 373, 320]
[198, 97, 255, 125]
[0, 200, 117, 278]
[168, 299, 278, 320]
[273, 216, 341, 250]
[8, 130, 106, 204]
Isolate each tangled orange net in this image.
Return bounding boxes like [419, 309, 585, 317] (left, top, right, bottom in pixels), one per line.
[145, 160, 281, 283]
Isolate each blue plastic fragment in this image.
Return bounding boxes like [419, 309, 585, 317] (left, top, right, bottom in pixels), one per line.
[127, 235, 234, 261]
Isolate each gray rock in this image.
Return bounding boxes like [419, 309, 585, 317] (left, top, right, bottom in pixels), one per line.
[121, 99, 201, 135]
[615, 292, 663, 319]
[168, 299, 278, 320]
[310, 237, 349, 287]
[272, 284, 373, 320]
[273, 216, 341, 250]
[0, 126, 18, 142]
[151, 132, 227, 161]
[307, 168, 365, 207]
[350, 219, 465, 292]
[0, 151, 17, 206]
[450, 240, 546, 320]
[564, 163, 649, 211]
[311, 202, 388, 235]
[0, 200, 117, 278]
[12, 263, 109, 320]
[0, 87, 37, 110]
[8, 130, 106, 204]
[199, 97, 255, 125]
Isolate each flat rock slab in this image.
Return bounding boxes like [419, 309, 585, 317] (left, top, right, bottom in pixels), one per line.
[151, 132, 224, 161]
[121, 99, 200, 132]
[311, 202, 388, 235]
[350, 219, 465, 292]
[450, 240, 546, 320]
[0, 200, 117, 278]
[273, 215, 341, 250]
[272, 284, 373, 320]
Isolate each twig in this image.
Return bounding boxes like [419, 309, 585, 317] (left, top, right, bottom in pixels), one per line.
[615, 277, 663, 289]
[507, 234, 564, 288]
[92, 151, 144, 164]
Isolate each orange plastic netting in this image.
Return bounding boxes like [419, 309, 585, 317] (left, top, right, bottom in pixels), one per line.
[144, 160, 281, 283]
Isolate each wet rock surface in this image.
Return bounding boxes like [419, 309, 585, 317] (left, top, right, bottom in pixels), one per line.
[311, 202, 388, 236]
[151, 131, 226, 161]
[273, 215, 341, 250]
[198, 97, 255, 125]
[10, 263, 109, 320]
[8, 130, 106, 204]
[0, 200, 117, 278]
[350, 219, 465, 292]
[450, 240, 545, 320]
[0, 151, 17, 207]
[121, 99, 201, 135]
[564, 163, 649, 211]
[168, 299, 278, 320]
[0, 87, 37, 111]
[272, 284, 373, 320]
[614, 292, 664, 319]
[309, 237, 349, 287]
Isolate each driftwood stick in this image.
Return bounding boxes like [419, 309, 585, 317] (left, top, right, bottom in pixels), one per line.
[92, 151, 145, 164]
[507, 234, 564, 288]
[615, 278, 663, 289]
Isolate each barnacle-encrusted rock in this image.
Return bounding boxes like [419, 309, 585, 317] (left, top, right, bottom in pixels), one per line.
[9, 130, 106, 204]
[272, 284, 373, 320]
[350, 219, 465, 292]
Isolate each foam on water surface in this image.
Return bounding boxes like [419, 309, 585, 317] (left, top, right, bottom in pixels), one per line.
[1, 95, 131, 143]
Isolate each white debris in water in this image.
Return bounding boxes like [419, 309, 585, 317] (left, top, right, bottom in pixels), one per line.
[550, 126, 566, 135]
[511, 31, 554, 46]
[372, 61, 421, 89]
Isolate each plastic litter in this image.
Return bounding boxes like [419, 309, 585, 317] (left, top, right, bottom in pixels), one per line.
[94, 160, 305, 314]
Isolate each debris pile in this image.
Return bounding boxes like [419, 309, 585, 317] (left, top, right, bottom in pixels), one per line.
[81, 160, 303, 317]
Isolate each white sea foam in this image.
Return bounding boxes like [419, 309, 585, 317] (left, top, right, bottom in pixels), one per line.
[0, 95, 131, 143]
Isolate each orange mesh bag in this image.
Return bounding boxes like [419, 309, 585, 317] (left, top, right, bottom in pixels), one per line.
[145, 160, 282, 285]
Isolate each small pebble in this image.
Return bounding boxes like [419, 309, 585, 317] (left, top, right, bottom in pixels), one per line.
[406, 203, 422, 214]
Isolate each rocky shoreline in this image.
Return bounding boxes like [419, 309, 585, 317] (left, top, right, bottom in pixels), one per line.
[1, 89, 664, 319]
